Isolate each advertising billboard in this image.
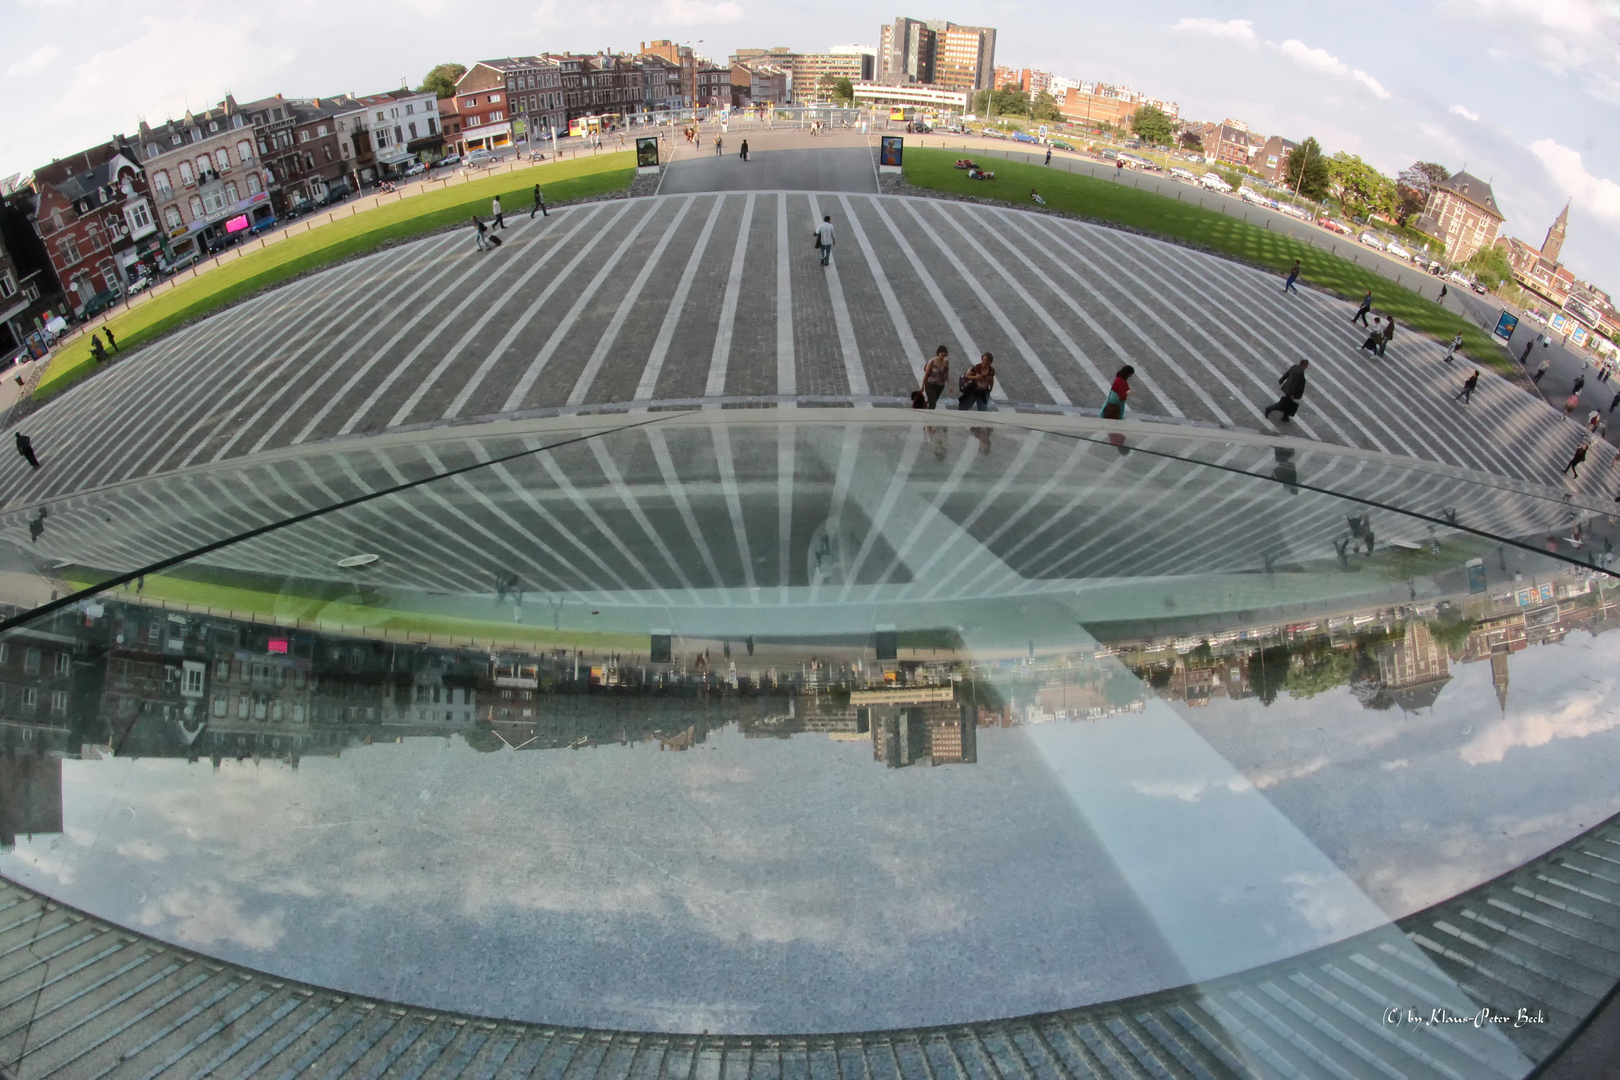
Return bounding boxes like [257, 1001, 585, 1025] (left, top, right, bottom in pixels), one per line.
[635, 137, 659, 169]
[1493, 310, 1518, 341]
[1566, 293, 1603, 328]
[879, 136, 904, 168]
[224, 214, 250, 234]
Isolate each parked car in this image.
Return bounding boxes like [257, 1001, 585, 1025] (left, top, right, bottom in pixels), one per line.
[463, 149, 494, 166]
[1238, 186, 1265, 204]
[248, 217, 278, 237]
[1011, 130, 1039, 144]
[1448, 269, 1471, 285]
[1358, 233, 1386, 251]
[316, 185, 350, 207]
[1096, 147, 1119, 160]
[403, 161, 427, 176]
[1317, 217, 1351, 234]
[1471, 280, 1488, 294]
[1049, 139, 1076, 151]
[1169, 167, 1198, 182]
[434, 154, 461, 169]
[79, 290, 119, 319]
[1199, 172, 1233, 193]
[1384, 241, 1413, 261]
[1185, 153, 1204, 164]
[1278, 203, 1312, 221]
[283, 200, 313, 220]
[979, 128, 1008, 140]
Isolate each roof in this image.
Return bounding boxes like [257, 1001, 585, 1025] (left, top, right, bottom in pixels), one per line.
[472, 56, 558, 72]
[1435, 170, 1504, 221]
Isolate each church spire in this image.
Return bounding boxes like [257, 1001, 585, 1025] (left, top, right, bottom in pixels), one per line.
[1543, 201, 1570, 264]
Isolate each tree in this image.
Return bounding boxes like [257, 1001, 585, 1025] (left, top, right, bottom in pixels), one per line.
[831, 77, 854, 105]
[1466, 243, 1513, 291]
[1282, 137, 1331, 200]
[1393, 161, 1448, 226]
[1130, 104, 1173, 146]
[1327, 151, 1396, 219]
[1178, 129, 1203, 152]
[418, 63, 466, 100]
[1031, 90, 1064, 122]
[989, 87, 1030, 116]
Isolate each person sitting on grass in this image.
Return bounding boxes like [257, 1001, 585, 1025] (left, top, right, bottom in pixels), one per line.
[1030, 189, 1046, 205]
[968, 167, 995, 180]
[955, 159, 976, 169]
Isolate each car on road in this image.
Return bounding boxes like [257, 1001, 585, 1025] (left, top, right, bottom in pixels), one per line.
[1471, 280, 1488, 294]
[1095, 147, 1119, 160]
[1011, 130, 1039, 144]
[463, 149, 494, 167]
[1317, 217, 1351, 234]
[1448, 269, 1471, 286]
[316, 185, 350, 207]
[434, 154, 461, 169]
[248, 217, 278, 237]
[1199, 172, 1233, 193]
[1358, 233, 1386, 251]
[403, 161, 427, 176]
[1384, 241, 1413, 262]
[284, 200, 313, 220]
[1049, 139, 1076, 151]
[1277, 203, 1313, 221]
[1169, 167, 1197, 182]
[979, 128, 1008, 140]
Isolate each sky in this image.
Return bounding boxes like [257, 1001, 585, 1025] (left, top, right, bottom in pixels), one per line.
[1, 1, 1617, 278]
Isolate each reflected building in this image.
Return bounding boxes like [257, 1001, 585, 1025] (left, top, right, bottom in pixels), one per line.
[0, 754, 63, 851]
[855, 687, 976, 768]
[1375, 623, 1452, 713]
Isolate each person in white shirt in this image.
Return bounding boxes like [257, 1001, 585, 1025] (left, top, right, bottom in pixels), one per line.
[816, 216, 835, 266]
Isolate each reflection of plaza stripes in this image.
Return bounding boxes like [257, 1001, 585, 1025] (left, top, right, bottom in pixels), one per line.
[17, 424, 1586, 606]
[1, 193, 1612, 510]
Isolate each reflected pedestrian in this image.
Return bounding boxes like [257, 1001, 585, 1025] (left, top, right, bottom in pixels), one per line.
[1100, 364, 1133, 419]
[1609, 390, 1620, 413]
[1264, 359, 1308, 422]
[15, 432, 39, 469]
[1456, 369, 1479, 405]
[920, 346, 949, 409]
[1283, 259, 1300, 294]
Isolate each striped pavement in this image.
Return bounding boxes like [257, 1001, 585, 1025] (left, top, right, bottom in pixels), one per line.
[3, 192, 1612, 513]
[8, 417, 1584, 609]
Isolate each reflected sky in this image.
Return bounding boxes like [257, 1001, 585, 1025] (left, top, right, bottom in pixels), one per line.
[3, 723, 1186, 1033]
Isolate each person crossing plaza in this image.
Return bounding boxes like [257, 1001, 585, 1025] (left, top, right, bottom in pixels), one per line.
[1283, 260, 1301, 295]
[1443, 332, 1463, 362]
[530, 185, 547, 218]
[1264, 359, 1309, 422]
[1456, 369, 1480, 405]
[1563, 442, 1589, 479]
[1352, 291, 1373, 326]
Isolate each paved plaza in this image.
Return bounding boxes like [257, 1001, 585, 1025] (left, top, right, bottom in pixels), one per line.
[2, 137, 1611, 509]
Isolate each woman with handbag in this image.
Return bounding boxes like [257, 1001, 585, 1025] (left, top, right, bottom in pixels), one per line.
[959, 353, 994, 411]
[1100, 365, 1134, 419]
[921, 346, 949, 408]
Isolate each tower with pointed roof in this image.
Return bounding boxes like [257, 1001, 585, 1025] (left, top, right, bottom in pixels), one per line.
[1542, 202, 1569, 265]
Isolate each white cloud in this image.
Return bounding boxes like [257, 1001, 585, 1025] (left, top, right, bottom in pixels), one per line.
[657, 0, 743, 25]
[1273, 39, 1390, 99]
[1250, 755, 1329, 789]
[1450, 104, 1480, 121]
[1171, 18, 1256, 44]
[137, 885, 286, 951]
[6, 46, 58, 78]
[1460, 684, 1620, 763]
[1530, 139, 1620, 225]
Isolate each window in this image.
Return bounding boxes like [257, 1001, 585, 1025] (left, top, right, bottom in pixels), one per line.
[258, 139, 269, 155]
[462, 96, 475, 108]
[272, 107, 283, 120]
[390, 107, 399, 118]
[237, 694, 250, 719]
[24, 648, 40, 674]
[209, 120, 220, 132]
[153, 170, 172, 197]
[375, 128, 389, 148]
[322, 146, 332, 163]
[215, 148, 230, 172]
[406, 102, 415, 114]
[225, 181, 239, 202]
[50, 689, 67, 714]
[237, 139, 253, 161]
[214, 657, 230, 680]
[22, 688, 37, 709]
[54, 652, 69, 675]
[188, 194, 204, 220]
[490, 110, 504, 122]
[0, 271, 14, 298]
[178, 159, 195, 185]
[163, 206, 183, 230]
[247, 172, 261, 194]
[298, 130, 309, 143]
[171, 134, 182, 146]
[428, 118, 438, 135]
[489, 93, 501, 103]
[408, 121, 418, 139]
[213, 693, 227, 717]
[376, 110, 386, 121]
[59, 235, 81, 265]
[317, 124, 328, 136]
[126, 200, 152, 231]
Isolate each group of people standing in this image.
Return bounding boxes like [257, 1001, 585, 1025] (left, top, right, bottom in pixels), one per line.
[914, 346, 997, 411]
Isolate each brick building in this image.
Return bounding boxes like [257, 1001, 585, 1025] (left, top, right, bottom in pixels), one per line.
[697, 63, 735, 108]
[641, 40, 698, 106]
[730, 61, 788, 105]
[138, 98, 272, 263]
[1200, 119, 1261, 168]
[1256, 135, 1298, 183]
[30, 138, 164, 316]
[346, 90, 442, 180]
[461, 59, 566, 152]
[1059, 88, 1140, 129]
[1418, 170, 1505, 262]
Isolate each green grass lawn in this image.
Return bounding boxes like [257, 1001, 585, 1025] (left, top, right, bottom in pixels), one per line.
[903, 148, 1504, 370]
[66, 567, 643, 651]
[38, 152, 637, 399]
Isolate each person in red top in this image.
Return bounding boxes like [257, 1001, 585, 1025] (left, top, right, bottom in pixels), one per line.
[1100, 365, 1134, 419]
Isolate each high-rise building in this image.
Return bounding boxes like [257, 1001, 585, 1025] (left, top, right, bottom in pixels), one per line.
[878, 17, 995, 91]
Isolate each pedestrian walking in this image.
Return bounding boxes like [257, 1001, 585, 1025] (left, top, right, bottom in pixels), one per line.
[1352, 291, 1373, 326]
[1438, 283, 1448, 301]
[1456, 369, 1480, 405]
[1360, 317, 1383, 355]
[530, 185, 547, 218]
[920, 346, 949, 409]
[1562, 442, 1589, 479]
[740, 139, 749, 162]
[1264, 359, 1309, 421]
[1572, 374, 1586, 395]
[472, 214, 488, 251]
[1100, 364, 1134, 419]
[1610, 390, 1620, 413]
[1378, 316, 1395, 356]
[1283, 260, 1300, 294]
[1521, 339, 1536, 365]
[959, 353, 996, 411]
[815, 215, 835, 267]
[15, 432, 39, 469]
[1534, 357, 1550, 383]
[105, 327, 117, 352]
[1044, 146, 1052, 166]
[1565, 393, 1580, 416]
[1443, 332, 1463, 361]
[492, 196, 505, 229]
[1587, 411, 1602, 434]
[715, 135, 723, 156]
